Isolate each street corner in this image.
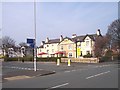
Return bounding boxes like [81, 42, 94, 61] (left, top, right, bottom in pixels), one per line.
[33, 69, 56, 77]
[2, 69, 56, 82]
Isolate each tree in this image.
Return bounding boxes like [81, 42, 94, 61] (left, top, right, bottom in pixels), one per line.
[19, 42, 28, 47]
[2, 36, 16, 56]
[2, 36, 16, 48]
[94, 36, 109, 57]
[106, 19, 120, 58]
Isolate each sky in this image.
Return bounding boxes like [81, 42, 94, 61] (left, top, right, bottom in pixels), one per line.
[1, 1, 118, 46]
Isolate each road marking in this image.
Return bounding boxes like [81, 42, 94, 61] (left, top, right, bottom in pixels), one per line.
[51, 83, 69, 89]
[86, 71, 110, 79]
[71, 70, 76, 71]
[64, 71, 70, 73]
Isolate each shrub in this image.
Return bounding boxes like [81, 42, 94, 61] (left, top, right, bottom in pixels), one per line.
[37, 57, 61, 62]
[0, 55, 4, 59]
[4, 56, 33, 62]
[83, 54, 92, 58]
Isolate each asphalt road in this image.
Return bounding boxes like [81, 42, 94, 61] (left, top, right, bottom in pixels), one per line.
[2, 61, 119, 89]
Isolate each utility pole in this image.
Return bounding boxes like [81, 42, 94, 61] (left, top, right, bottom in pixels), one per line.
[34, 0, 37, 71]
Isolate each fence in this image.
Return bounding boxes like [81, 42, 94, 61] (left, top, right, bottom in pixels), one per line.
[61, 57, 99, 63]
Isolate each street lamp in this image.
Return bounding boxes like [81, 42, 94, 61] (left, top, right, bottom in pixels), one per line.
[33, 0, 37, 71]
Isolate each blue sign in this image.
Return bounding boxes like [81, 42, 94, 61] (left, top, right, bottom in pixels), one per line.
[27, 38, 35, 44]
[30, 43, 35, 48]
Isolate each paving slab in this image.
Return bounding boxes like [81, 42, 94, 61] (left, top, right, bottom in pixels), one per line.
[2, 69, 56, 82]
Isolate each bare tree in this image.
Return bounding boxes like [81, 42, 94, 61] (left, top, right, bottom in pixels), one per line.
[107, 19, 120, 50]
[19, 42, 28, 47]
[2, 36, 16, 56]
[94, 36, 109, 57]
[2, 36, 16, 48]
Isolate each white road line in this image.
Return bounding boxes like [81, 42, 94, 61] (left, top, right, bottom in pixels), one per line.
[64, 71, 70, 73]
[71, 70, 76, 71]
[86, 71, 110, 79]
[51, 83, 69, 89]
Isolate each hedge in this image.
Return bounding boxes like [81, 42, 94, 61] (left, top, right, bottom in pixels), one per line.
[4, 56, 64, 62]
[83, 54, 92, 58]
[4, 56, 33, 62]
[37, 57, 61, 62]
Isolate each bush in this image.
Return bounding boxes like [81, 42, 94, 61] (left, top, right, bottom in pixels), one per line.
[37, 57, 61, 62]
[4, 56, 33, 62]
[4, 56, 64, 62]
[83, 54, 92, 58]
[0, 55, 4, 59]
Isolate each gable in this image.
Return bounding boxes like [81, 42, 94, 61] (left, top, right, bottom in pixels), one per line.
[60, 38, 74, 45]
[84, 36, 91, 41]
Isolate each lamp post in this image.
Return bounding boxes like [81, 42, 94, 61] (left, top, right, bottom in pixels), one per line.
[34, 0, 37, 71]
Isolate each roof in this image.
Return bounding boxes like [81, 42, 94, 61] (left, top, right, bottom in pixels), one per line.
[72, 35, 85, 42]
[39, 45, 43, 48]
[45, 39, 60, 44]
[72, 34, 99, 42]
[40, 33, 101, 47]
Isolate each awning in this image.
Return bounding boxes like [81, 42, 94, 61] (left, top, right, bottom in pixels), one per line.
[38, 52, 47, 55]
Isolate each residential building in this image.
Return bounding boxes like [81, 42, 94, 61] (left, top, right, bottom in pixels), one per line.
[37, 29, 102, 58]
[58, 37, 76, 58]
[37, 35, 63, 57]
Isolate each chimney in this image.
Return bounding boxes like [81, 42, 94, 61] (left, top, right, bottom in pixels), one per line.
[45, 37, 49, 43]
[97, 29, 101, 36]
[41, 41, 44, 45]
[60, 35, 63, 41]
[72, 34, 77, 38]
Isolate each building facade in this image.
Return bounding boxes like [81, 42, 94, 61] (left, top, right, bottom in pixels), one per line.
[37, 35, 63, 57]
[37, 29, 102, 58]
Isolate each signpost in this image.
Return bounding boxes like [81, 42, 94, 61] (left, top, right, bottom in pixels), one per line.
[26, 0, 37, 71]
[33, 0, 37, 71]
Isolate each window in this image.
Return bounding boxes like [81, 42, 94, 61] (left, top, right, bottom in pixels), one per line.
[47, 45, 49, 47]
[77, 42, 81, 48]
[68, 44, 72, 50]
[52, 49, 54, 53]
[86, 51, 90, 55]
[47, 50, 49, 53]
[61, 46, 63, 50]
[68, 53, 72, 57]
[86, 41, 89, 46]
[80, 51, 82, 56]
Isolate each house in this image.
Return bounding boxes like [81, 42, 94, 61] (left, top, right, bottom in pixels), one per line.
[37, 35, 63, 57]
[58, 37, 76, 58]
[37, 29, 102, 58]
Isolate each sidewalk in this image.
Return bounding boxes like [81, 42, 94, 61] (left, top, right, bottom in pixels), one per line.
[2, 69, 56, 82]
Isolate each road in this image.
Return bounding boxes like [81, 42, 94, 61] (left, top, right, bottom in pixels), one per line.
[2, 61, 119, 89]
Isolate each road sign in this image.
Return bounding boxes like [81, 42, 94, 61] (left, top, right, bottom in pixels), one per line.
[27, 38, 35, 44]
[30, 43, 35, 48]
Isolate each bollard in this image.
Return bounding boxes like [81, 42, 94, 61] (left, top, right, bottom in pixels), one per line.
[57, 59, 60, 66]
[68, 59, 71, 66]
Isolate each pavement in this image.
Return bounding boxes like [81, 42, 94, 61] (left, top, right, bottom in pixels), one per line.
[2, 69, 56, 82]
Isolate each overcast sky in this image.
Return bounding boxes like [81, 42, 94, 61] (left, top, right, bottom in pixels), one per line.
[1, 1, 118, 46]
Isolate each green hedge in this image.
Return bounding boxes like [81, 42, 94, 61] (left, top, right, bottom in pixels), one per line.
[37, 57, 62, 62]
[4, 56, 33, 62]
[4, 56, 63, 62]
[83, 54, 92, 58]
